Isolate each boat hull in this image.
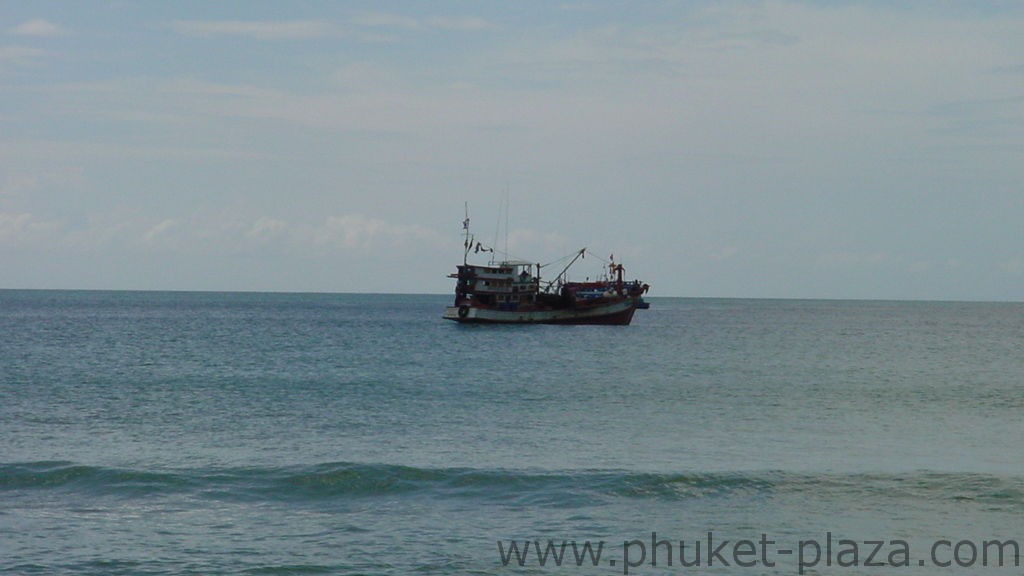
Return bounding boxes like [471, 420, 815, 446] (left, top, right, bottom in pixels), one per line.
[443, 298, 639, 325]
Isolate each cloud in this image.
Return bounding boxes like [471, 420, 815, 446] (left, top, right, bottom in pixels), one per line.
[908, 260, 934, 273]
[351, 12, 490, 32]
[818, 252, 895, 269]
[1000, 258, 1024, 275]
[506, 228, 571, 260]
[350, 12, 421, 31]
[10, 19, 67, 37]
[247, 217, 288, 241]
[143, 219, 178, 243]
[1, 172, 40, 199]
[313, 214, 443, 250]
[424, 16, 491, 31]
[95, 76, 483, 135]
[170, 20, 335, 40]
[1, 167, 86, 203]
[0, 212, 61, 246]
[708, 246, 739, 261]
[0, 46, 47, 69]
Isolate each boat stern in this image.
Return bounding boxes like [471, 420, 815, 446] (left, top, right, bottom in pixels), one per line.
[443, 305, 474, 322]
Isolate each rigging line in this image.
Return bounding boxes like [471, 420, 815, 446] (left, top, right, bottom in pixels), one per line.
[472, 237, 528, 265]
[543, 248, 588, 291]
[539, 248, 586, 269]
[574, 247, 621, 266]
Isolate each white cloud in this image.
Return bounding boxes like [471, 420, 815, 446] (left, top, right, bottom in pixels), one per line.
[330, 62, 401, 91]
[10, 19, 67, 37]
[313, 214, 443, 250]
[0, 167, 85, 202]
[351, 12, 490, 32]
[59, 209, 144, 251]
[170, 20, 335, 40]
[0, 46, 47, 70]
[506, 228, 571, 260]
[1, 173, 39, 199]
[818, 252, 895, 269]
[908, 260, 934, 273]
[708, 246, 739, 262]
[999, 258, 1024, 275]
[247, 217, 288, 241]
[0, 206, 443, 261]
[0, 212, 61, 246]
[351, 12, 421, 31]
[424, 16, 490, 31]
[143, 219, 178, 243]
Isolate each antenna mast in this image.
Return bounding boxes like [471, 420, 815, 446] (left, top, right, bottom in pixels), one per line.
[462, 202, 472, 265]
[504, 186, 510, 263]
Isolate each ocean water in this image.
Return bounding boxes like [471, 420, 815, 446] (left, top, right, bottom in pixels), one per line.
[1, 290, 1022, 575]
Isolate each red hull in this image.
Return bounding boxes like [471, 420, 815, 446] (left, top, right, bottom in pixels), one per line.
[443, 298, 640, 325]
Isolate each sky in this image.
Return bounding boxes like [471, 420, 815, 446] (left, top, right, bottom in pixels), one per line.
[2, 1, 1022, 300]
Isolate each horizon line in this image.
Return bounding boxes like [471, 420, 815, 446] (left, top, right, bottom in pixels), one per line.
[1, 287, 1020, 305]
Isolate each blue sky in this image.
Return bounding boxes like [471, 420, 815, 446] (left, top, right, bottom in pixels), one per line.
[2, 1, 1023, 299]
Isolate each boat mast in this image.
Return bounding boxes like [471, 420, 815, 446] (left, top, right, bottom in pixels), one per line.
[504, 187, 510, 264]
[462, 202, 472, 266]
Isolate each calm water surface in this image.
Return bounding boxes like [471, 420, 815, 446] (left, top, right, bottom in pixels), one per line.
[1, 291, 1022, 574]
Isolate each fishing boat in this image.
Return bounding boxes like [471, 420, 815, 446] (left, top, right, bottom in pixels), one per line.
[443, 213, 649, 325]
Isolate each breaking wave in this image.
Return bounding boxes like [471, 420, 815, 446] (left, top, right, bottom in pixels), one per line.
[3, 461, 1021, 508]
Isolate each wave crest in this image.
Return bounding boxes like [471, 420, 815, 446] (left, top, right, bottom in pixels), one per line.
[3, 461, 1021, 508]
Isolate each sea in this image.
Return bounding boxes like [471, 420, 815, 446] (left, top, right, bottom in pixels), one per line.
[1, 290, 1022, 575]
